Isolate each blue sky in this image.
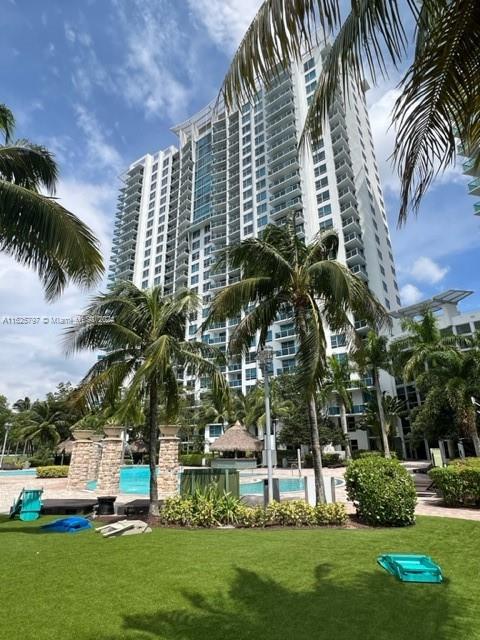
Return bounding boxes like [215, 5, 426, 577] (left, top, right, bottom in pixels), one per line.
[0, 0, 479, 402]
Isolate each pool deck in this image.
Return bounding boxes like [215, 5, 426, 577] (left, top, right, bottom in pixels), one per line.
[1, 464, 479, 521]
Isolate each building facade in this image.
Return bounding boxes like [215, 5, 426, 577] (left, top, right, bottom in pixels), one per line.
[108, 42, 401, 453]
[391, 290, 480, 458]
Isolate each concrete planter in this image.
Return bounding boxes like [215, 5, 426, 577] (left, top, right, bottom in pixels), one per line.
[71, 429, 94, 441]
[159, 425, 180, 438]
[90, 433, 104, 443]
[103, 425, 124, 438]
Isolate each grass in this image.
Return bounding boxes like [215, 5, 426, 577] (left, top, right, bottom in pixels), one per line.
[1, 516, 480, 640]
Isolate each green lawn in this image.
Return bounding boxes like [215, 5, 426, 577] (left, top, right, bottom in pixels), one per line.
[1, 516, 479, 640]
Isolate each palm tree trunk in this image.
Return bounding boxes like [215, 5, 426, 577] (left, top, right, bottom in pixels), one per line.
[307, 394, 327, 504]
[374, 368, 391, 458]
[339, 402, 352, 461]
[148, 379, 160, 517]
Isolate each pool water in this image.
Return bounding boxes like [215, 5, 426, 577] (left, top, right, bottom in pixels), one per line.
[0, 469, 37, 477]
[86, 466, 342, 496]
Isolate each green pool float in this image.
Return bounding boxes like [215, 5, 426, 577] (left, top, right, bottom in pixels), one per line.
[377, 554, 443, 584]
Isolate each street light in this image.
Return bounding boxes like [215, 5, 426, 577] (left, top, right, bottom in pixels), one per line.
[0, 422, 12, 469]
[258, 347, 274, 504]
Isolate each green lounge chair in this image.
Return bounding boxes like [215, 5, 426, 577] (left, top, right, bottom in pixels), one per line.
[9, 488, 43, 522]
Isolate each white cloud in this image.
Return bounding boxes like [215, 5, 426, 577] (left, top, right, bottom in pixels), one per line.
[0, 176, 116, 402]
[400, 284, 423, 306]
[410, 256, 449, 285]
[113, 0, 192, 121]
[187, 0, 261, 54]
[74, 105, 123, 173]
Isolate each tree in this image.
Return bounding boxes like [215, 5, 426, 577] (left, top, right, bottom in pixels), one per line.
[0, 104, 103, 299]
[391, 309, 461, 381]
[359, 393, 406, 453]
[65, 282, 227, 516]
[220, 1, 479, 223]
[18, 398, 69, 449]
[206, 221, 386, 503]
[354, 331, 392, 458]
[322, 356, 353, 460]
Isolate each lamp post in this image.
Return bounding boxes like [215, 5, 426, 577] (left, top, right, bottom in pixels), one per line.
[258, 347, 274, 503]
[0, 422, 12, 470]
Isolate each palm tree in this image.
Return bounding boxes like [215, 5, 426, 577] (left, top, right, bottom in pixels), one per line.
[391, 309, 462, 382]
[19, 399, 67, 449]
[64, 282, 227, 516]
[220, 2, 479, 223]
[322, 356, 353, 460]
[13, 397, 31, 412]
[0, 103, 103, 299]
[206, 221, 387, 503]
[360, 393, 406, 454]
[354, 331, 392, 458]
[439, 352, 480, 456]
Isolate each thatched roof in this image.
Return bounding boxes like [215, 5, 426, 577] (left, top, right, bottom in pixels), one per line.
[210, 421, 262, 452]
[56, 439, 74, 454]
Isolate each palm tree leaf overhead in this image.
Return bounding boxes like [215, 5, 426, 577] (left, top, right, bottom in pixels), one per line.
[0, 103, 103, 299]
[393, 0, 480, 222]
[220, 1, 480, 222]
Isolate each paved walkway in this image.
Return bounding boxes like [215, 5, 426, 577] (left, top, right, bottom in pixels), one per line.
[1, 463, 479, 521]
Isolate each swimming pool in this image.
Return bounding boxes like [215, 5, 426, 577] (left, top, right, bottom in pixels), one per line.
[0, 469, 37, 477]
[86, 466, 343, 496]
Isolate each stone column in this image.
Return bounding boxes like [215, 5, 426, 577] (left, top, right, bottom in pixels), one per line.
[68, 430, 95, 489]
[87, 434, 103, 481]
[158, 425, 180, 496]
[97, 426, 125, 495]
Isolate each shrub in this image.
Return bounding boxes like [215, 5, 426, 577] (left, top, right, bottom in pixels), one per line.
[179, 453, 212, 467]
[322, 453, 344, 467]
[345, 457, 416, 526]
[28, 449, 54, 467]
[161, 493, 347, 528]
[36, 465, 70, 478]
[429, 460, 480, 506]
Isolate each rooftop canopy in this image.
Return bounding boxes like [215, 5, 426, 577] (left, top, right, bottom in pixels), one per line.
[391, 289, 473, 319]
[210, 421, 262, 453]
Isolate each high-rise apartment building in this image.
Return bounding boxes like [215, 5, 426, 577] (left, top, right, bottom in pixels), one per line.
[108, 42, 401, 453]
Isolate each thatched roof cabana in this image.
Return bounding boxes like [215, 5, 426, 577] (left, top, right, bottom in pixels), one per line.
[210, 421, 262, 453]
[56, 439, 74, 455]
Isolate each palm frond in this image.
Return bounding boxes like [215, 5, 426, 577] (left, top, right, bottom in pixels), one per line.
[0, 141, 58, 192]
[0, 104, 15, 143]
[0, 180, 103, 299]
[299, 0, 414, 147]
[221, 0, 341, 111]
[393, 0, 480, 222]
[205, 277, 274, 326]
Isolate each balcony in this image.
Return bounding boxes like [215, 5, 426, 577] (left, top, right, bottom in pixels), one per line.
[270, 196, 302, 219]
[275, 345, 296, 357]
[338, 187, 357, 206]
[346, 248, 366, 265]
[343, 232, 363, 249]
[269, 183, 301, 205]
[468, 177, 480, 196]
[349, 264, 368, 281]
[275, 327, 297, 340]
[474, 202, 480, 216]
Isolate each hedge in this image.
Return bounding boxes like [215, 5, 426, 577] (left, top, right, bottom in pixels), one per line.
[180, 453, 213, 467]
[161, 492, 347, 528]
[36, 466, 69, 478]
[345, 456, 416, 526]
[429, 458, 480, 506]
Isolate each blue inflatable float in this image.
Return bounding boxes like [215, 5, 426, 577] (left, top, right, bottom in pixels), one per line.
[41, 517, 92, 534]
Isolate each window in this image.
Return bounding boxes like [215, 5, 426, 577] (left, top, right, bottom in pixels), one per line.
[191, 275, 199, 285]
[317, 189, 330, 203]
[320, 218, 333, 231]
[318, 204, 331, 218]
[305, 69, 316, 83]
[191, 263, 199, 273]
[246, 368, 257, 380]
[384, 298, 391, 309]
[304, 57, 315, 71]
[455, 323, 472, 335]
[383, 281, 388, 292]
[258, 215, 268, 227]
[209, 424, 223, 438]
[331, 334, 346, 349]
